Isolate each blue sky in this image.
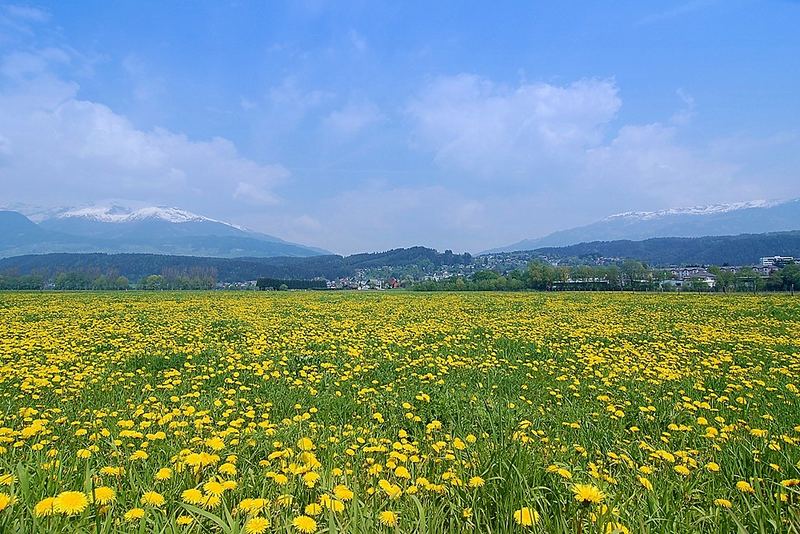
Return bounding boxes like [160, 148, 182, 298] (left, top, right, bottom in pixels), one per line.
[1, 1, 799, 253]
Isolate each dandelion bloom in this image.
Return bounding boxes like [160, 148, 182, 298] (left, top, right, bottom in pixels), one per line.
[674, 465, 691, 476]
[379, 510, 399, 527]
[244, 516, 271, 534]
[302, 472, 321, 488]
[34, 497, 56, 517]
[0, 493, 13, 511]
[238, 498, 268, 514]
[292, 515, 318, 533]
[155, 468, 173, 481]
[182, 488, 204, 505]
[124, 507, 145, 521]
[93, 486, 115, 505]
[54, 491, 89, 516]
[714, 498, 733, 508]
[334, 484, 354, 501]
[469, 476, 485, 488]
[572, 484, 605, 506]
[202, 494, 222, 509]
[736, 481, 755, 494]
[305, 503, 323, 516]
[177, 515, 194, 526]
[605, 523, 630, 534]
[513, 507, 540, 526]
[204, 480, 226, 496]
[141, 491, 165, 507]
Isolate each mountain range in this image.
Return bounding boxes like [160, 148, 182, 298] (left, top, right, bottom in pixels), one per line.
[486, 198, 800, 253]
[0, 247, 471, 283]
[0, 205, 326, 258]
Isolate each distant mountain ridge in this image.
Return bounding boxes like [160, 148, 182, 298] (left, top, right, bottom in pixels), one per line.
[0, 247, 471, 283]
[486, 198, 800, 253]
[0, 205, 327, 258]
[529, 230, 800, 267]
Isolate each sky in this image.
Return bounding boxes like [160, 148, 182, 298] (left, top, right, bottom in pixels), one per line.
[0, 1, 798, 254]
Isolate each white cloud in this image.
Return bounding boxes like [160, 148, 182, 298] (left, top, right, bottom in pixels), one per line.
[266, 77, 334, 124]
[0, 50, 289, 216]
[348, 29, 367, 53]
[323, 101, 383, 137]
[122, 54, 166, 103]
[2, 4, 50, 23]
[408, 75, 621, 178]
[406, 74, 779, 208]
[583, 123, 739, 205]
[291, 183, 489, 254]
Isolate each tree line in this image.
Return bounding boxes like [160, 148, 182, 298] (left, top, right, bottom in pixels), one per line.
[412, 261, 800, 292]
[256, 278, 327, 290]
[0, 266, 217, 290]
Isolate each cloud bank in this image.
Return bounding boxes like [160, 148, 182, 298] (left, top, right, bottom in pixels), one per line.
[0, 48, 288, 218]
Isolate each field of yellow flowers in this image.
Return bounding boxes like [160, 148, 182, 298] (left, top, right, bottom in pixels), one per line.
[0, 291, 798, 533]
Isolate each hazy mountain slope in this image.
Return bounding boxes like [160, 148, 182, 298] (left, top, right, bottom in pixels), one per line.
[530, 231, 800, 266]
[0, 247, 469, 282]
[0, 207, 327, 258]
[487, 198, 800, 253]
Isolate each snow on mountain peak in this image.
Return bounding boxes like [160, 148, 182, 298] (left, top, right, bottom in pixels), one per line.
[55, 205, 245, 229]
[605, 199, 780, 221]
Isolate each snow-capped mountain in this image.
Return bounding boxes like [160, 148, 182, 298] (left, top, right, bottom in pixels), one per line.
[604, 200, 780, 221]
[54, 205, 237, 225]
[485, 197, 800, 253]
[0, 204, 329, 258]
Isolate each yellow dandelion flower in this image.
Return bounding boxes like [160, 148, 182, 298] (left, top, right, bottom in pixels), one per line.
[572, 484, 605, 506]
[674, 465, 691, 476]
[0, 493, 14, 511]
[302, 472, 321, 488]
[93, 486, 115, 505]
[202, 494, 221, 509]
[124, 507, 145, 521]
[333, 484, 354, 501]
[34, 497, 56, 517]
[203, 480, 225, 496]
[140, 491, 165, 507]
[605, 523, 630, 534]
[155, 468, 173, 481]
[292, 514, 317, 533]
[54, 491, 89, 516]
[182, 488, 204, 505]
[513, 507, 540, 526]
[244, 516, 271, 534]
[305, 503, 322, 516]
[379, 510, 399, 527]
[469, 476, 485, 488]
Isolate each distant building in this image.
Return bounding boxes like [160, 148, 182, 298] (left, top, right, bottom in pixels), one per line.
[760, 256, 795, 267]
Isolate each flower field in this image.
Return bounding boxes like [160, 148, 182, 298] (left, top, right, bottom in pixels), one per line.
[0, 291, 798, 533]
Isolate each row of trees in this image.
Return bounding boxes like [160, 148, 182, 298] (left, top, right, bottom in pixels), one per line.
[0, 274, 45, 290]
[256, 278, 327, 290]
[413, 261, 800, 293]
[0, 267, 218, 290]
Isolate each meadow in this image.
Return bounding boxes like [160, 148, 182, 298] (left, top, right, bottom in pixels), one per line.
[0, 291, 798, 533]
